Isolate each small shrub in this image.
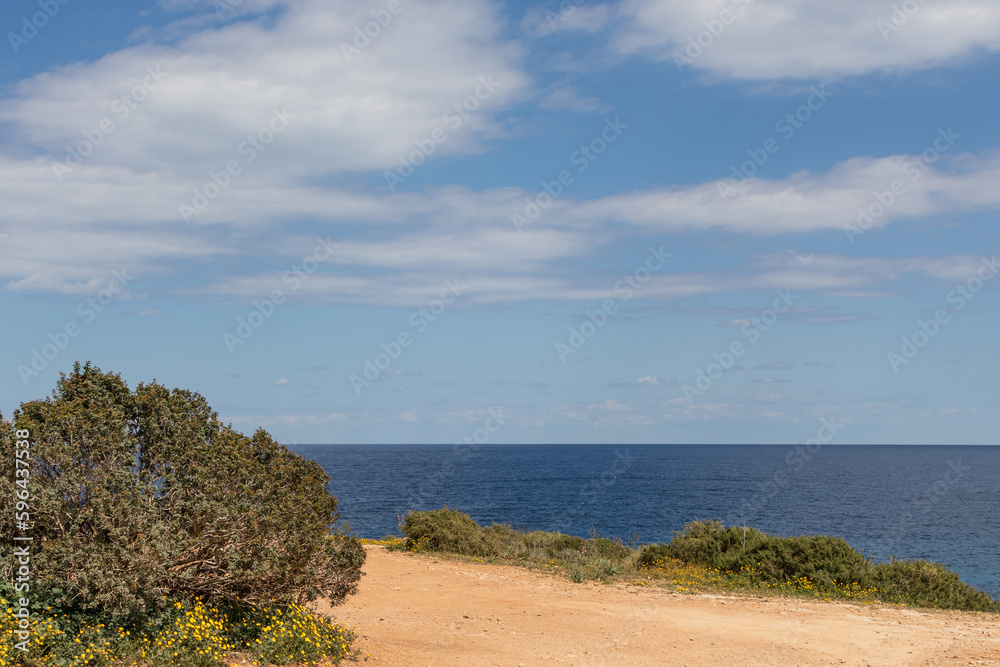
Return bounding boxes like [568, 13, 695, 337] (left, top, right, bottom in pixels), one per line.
[870, 560, 1000, 611]
[589, 537, 631, 560]
[399, 509, 632, 581]
[400, 507, 484, 554]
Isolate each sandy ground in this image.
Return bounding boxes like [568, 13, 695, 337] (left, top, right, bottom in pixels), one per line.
[319, 546, 1000, 667]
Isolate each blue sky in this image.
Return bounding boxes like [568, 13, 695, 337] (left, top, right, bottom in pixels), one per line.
[1, 0, 999, 444]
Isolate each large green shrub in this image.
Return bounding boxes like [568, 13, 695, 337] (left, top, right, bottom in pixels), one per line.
[0, 362, 364, 619]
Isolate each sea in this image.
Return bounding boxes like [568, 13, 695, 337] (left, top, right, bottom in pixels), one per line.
[289, 444, 1000, 599]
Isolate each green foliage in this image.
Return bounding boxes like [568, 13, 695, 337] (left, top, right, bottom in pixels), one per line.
[399, 508, 632, 581]
[640, 520, 1000, 613]
[400, 506, 484, 555]
[640, 520, 868, 586]
[589, 537, 631, 560]
[0, 362, 364, 622]
[870, 560, 1000, 612]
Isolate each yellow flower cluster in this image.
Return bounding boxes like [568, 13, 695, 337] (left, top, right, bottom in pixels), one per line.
[405, 536, 433, 553]
[638, 558, 892, 605]
[0, 596, 353, 667]
[358, 537, 406, 549]
[0, 605, 117, 667]
[362, 536, 432, 553]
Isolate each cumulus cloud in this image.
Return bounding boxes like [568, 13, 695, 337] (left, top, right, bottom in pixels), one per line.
[1, 0, 530, 179]
[613, 0, 1000, 80]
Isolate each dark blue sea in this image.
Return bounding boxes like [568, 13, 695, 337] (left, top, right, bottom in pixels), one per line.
[289, 444, 1000, 599]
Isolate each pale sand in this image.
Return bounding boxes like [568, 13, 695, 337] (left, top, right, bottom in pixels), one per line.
[319, 546, 1000, 666]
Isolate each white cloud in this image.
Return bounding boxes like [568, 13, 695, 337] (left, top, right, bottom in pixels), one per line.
[274, 377, 291, 385]
[3, 146, 997, 302]
[584, 150, 1000, 235]
[537, 86, 611, 113]
[521, 4, 616, 38]
[590, 398, 631, 412]
[0, 0, 530, 179]
[614, 0, 1000, 80]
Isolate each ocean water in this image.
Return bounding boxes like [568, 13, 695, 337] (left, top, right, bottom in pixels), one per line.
[290, 444, 1000, 599]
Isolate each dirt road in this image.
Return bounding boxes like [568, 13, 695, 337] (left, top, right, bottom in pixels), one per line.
[321, 546, 1000, 666]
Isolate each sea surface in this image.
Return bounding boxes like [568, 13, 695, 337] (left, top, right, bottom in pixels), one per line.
[290, 444, 1000, 599]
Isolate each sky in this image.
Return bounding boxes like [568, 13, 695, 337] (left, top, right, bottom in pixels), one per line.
[1, 0, 998, 445]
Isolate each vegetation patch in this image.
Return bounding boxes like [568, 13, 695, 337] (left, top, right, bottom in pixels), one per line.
[397, 509, 1000, 614]
[0, 590, 354, 667]
[1, 363, 362, 666]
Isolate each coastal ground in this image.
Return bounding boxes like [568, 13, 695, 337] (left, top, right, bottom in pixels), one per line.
[321, 545, 1000, 667]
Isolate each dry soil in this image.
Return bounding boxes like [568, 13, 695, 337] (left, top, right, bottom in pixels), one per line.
[319, 546, 1000, 666]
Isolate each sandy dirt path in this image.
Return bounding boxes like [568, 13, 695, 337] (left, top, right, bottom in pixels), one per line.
[320, 546, 1000, 666]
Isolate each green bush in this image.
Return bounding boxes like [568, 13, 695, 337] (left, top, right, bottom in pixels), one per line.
[870, 560, 1000, 611]
[641, 520, 1000, 612]
[0, 362, 364, 621]
[401, 506, 484, 555]
[399, 508, 632, 581]
[646, 520, 868, 587]
[588, 537, 631, 560]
